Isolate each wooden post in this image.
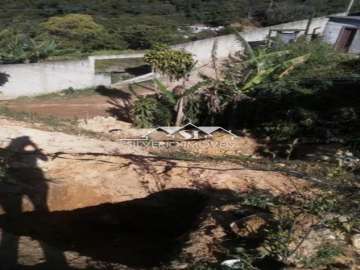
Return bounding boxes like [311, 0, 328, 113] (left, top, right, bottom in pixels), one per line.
[346, 0, 355, 15]
[304, 15, 313, 37]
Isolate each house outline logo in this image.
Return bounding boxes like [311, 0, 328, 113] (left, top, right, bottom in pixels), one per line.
[142, 123, 238, 140]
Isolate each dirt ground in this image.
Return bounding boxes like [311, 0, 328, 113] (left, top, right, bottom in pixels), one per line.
[2, 95, 114, 120]
[0, 85, 151, 122]
[0, 119, 310, 269]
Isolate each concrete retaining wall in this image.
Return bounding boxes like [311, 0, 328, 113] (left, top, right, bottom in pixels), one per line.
[0, 60, 111, 99]
[0, 15, 336, 99]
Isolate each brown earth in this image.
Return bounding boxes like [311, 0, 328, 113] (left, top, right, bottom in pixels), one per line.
[0, 119, 310, 269]
[1, 96, 112, 119]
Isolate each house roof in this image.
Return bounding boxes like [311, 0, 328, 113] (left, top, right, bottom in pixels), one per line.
[329, 16, 360, 25]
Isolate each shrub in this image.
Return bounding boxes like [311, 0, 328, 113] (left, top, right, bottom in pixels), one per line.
[144, 44, 196, 81]
[132, 96, 173, 128]
[0, 29, 57, 64]
[41, 14, 115, 52]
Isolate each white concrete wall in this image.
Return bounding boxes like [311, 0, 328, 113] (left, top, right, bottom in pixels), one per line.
[0, 15, 336, 99]
[349, 30, 360, 53]
[323, 21, 344, 44]
[0, 60, 111, 99]
[175, 15, 332, 64]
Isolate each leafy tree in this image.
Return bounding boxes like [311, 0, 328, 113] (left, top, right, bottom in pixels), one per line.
[132, 93, 174, 128]
[0, 29, 57, 64]
[145, 44, 196, 81]
[122, 23, 184, 50]
[145, 45, 196, 125]
[41, 14, 115, 52]
[1, 0, 358, 55]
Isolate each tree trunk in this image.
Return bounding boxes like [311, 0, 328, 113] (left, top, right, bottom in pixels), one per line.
[175, 97, 185, 126]
[175, 79, 188, 126]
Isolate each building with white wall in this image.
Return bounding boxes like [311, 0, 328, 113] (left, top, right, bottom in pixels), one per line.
[323, 16, 360, 53]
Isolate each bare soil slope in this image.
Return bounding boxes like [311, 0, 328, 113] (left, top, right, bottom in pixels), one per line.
[0, 119, 308, 269]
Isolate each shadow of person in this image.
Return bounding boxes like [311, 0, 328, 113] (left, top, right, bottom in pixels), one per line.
[0, 188, 208, 268]
[0, 136, 68, 269]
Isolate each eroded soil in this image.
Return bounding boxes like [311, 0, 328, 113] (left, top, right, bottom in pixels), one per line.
[0, 119, 309, 269]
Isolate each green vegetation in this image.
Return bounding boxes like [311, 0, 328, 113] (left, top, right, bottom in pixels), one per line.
[133, 95, 173, 128]
[41, 14, 119, 53]
[136, 36, 360, 269]
[144, 45, 196, 125]
[137, 40, 355, 141]
[0, 29, 56, 64]
[0, 0, 359, 62]
[145, 45, 195, 81]
[135, 37, 360, 147]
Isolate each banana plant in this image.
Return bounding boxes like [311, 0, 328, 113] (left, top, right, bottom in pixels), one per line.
[231, 32, 310, 93]
[0, 29, 57, 64]
[153, 79, 205, 125]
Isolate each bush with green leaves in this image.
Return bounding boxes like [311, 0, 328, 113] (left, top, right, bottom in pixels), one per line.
[132, 95, 173, 128]
[41, 14, 118, 52]
[0, 29, 57, 64]
[144, 46, 197, 125]
[181, 37, 360, 143]
[145, 44, 196, 81]
[122, 24, 184, 50]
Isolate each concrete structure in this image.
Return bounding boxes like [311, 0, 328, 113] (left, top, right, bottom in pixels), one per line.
[0, 60, 110, 99]
[323, 16, 360, 53]
[0, 15, 337, 99]
[0, 54, 144, 99]
[174, 15, 333, 64]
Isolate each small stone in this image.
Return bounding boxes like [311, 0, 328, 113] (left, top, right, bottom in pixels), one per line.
[170, 261, 188, 269]
[230, 213, 269, 237]
[351, 234, 360, 250]
[221, 259, 242, 269]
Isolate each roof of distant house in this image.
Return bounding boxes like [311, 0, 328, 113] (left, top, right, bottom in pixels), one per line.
[329, 16, 360, 25]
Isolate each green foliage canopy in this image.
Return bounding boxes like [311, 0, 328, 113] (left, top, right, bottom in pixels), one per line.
[0, 29, 57, 64]
[144, 45, 196, 81]
[41, 14, 115, 52]
[0, 0, 358, 57]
